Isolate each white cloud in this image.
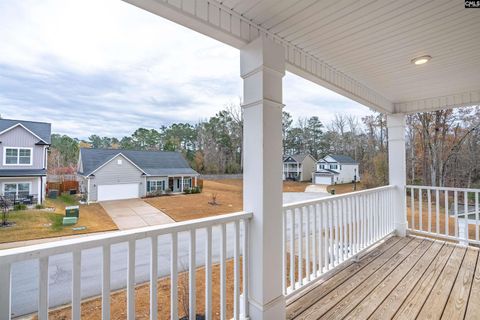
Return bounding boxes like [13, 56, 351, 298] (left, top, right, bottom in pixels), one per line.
[0, 0, 374, 139]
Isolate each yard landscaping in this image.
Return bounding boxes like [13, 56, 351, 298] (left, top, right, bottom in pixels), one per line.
[145, 179, 312, 221]
[0, 194, 117, 245]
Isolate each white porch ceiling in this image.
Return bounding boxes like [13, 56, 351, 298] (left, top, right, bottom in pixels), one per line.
[125, 0, 480, 114]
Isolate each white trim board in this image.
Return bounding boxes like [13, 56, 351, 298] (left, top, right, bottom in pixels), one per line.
[2, 147, 33, 166]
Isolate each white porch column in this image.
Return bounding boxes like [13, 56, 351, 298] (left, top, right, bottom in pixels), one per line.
[387, 114, 407, 236]
[241, 36, 285, 319]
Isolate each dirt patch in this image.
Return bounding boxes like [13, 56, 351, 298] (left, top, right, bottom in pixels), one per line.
[46, 259, 242, 320]
[145, 179, 311, 222]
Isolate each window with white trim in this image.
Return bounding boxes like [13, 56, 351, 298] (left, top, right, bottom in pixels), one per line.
[147, 180, 165, 193]
[183, 178, 192, 189]
[330, 164, 338, 170]
[4, 148, 32, 165]
[3, 183, 30, 198]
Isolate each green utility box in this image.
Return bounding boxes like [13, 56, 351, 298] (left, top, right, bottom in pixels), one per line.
[49, 190, 58, 199]
[63, 217, 78, 226]
[65, 205, 80, 218]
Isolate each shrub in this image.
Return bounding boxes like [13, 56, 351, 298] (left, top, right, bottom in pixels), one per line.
[51, 214, 64, 231]
[35, 204, 45, 209]
[13, 204, 27, 211]
[59, 193, 77, 205]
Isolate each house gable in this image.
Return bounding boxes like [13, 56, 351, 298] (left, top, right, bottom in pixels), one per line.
[89, 153, 146, 177]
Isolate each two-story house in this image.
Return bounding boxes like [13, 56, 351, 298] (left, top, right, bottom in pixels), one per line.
[0, 119, 51, 204]
[282, 153, 316, 182]
[313, 154, 359, 185]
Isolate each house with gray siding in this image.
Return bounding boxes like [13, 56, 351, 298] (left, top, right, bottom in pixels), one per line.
[282, 154, 316, 182]
[77, 148, 199, 202]
[0, 119, 51, 204]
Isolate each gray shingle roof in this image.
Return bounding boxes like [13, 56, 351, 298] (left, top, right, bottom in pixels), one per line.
[79, 148, 198, 176]
[0, 119, 51, 144]
[283, 153, 315, 163]
[0, 169, 46, 177]
[322, 154, 358, 164]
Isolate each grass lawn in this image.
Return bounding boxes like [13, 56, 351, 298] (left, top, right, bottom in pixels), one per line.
[145, 179, 313, 222]
[0, 194, 117, 245]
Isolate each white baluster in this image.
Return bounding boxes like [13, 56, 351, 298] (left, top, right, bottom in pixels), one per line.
[127, 240, 136, 320]
[102, 245, 111, 320]
[72, 250, 81, 320]
[151, 236, 158, 320]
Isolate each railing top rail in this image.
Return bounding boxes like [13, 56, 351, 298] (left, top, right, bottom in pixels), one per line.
[407, 185, 480, 193]
[0, 211, 252, 264]
[282, 185, 395, 210]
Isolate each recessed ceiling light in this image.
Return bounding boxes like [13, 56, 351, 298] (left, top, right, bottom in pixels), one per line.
[411, 55, 432, 65]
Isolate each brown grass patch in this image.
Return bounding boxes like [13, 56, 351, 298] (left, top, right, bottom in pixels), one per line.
[146, 179, 311, 222]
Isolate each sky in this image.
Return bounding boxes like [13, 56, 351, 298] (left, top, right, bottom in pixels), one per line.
[0, 0, 372, 139]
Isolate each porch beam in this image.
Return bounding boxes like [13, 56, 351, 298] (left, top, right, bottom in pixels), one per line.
[387, 114, 407, 236]
[123, 0, 393, 114]
[394, 89, 480, 114]
[241, 36, 285, 319]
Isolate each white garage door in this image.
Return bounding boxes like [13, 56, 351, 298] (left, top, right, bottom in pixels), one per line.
[314, 175, 332, 185]
[97, 183, 139, 201]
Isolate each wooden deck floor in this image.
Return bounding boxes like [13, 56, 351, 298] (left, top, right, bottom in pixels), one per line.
[286, 235, 480, 320]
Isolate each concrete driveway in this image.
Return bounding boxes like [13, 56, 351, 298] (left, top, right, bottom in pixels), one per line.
[100, 199, 174, 230]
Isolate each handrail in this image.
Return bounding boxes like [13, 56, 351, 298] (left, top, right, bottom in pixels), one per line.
[283, 185, 395, 210]
[0, 211, 252, 264]
[407, 185, 480, 193]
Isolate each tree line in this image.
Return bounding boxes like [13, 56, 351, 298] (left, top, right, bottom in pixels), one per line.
[49, 105, 480, 189]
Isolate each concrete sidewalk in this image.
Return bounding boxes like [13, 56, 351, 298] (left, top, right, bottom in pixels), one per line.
[100, 199, 175, 230]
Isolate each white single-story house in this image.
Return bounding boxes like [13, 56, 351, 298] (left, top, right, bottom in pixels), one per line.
[0, 119, 50, 204]
[313, 154, 359, 185]
[77, 148, 199, 202]
[282, 154, 316, 182]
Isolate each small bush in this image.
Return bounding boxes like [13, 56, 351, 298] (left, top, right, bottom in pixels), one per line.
[51, 214, 64, 231]
[35, 204, 45, 209]
[13, 204, 27, 211]
[59, 193, 77, 205]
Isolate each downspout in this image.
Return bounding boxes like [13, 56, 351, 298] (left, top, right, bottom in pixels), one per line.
[40, 176, 43, 204]
[87, 176, 90, 204]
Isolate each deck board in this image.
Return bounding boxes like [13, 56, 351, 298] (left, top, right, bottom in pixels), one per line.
[465, 250, 480, 320]
[286, 236, 480, 320]
[294, 237, 416, 319]
[371, 242, 452, 320]
[323, 239, 428, 319]
[416, 246, 466, 319]
[286, 236, 401, 319]
[442, 248, 478, 319]
[344, 240, 442, 320]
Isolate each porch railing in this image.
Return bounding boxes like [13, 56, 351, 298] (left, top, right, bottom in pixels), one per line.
[0, 211, 252, 320]
[282, 185, 396, 296]
[407, 185, 480, 246]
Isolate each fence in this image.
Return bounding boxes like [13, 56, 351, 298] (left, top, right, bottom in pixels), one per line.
[407, 185, 480, 245]
[47, 180, 79, 194]
[282, 185, 396, 296]
[0, 211, 251, 320]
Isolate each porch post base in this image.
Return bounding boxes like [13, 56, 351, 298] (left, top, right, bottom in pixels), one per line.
[395, 221, 408, 237]
[248, 295, 286, 320]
